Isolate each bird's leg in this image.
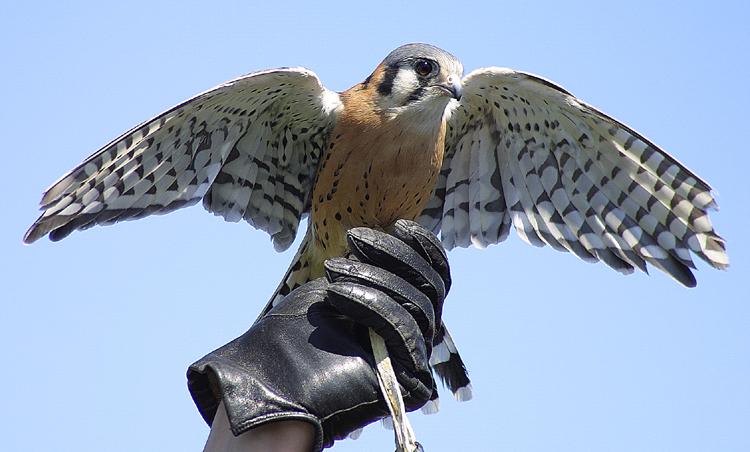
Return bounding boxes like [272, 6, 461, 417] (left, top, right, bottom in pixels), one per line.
[369, 329, 421, 452]
[367, 226, 422, 452]
[342, 236, 421, 452]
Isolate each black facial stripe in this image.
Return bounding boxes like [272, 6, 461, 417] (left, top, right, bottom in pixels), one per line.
[377, 65, 400, 96]
[406, 87, 426, 103]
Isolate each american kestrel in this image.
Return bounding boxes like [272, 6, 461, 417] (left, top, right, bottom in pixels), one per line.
[24, 43, 728, 401]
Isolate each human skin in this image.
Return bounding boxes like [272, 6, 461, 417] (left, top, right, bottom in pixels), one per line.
[204, 402, 314, 452]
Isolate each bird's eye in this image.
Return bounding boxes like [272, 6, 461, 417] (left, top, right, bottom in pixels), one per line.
[414, 60, 434, 77]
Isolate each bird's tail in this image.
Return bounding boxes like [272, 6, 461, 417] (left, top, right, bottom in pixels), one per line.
[430, 325, 472, 402]
[255, 227, 324, 321]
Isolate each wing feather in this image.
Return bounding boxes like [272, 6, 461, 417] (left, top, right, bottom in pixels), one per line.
[569, 113, 693, 263]
[497, 139, 546, 248]
[421, 67, 727, 286]
[530, 134, 598, 262]
[504, 130, 570, 252]
[556, 144, 635, 274]
[443, 130, 471, 249]
[26, 68, 341, 248]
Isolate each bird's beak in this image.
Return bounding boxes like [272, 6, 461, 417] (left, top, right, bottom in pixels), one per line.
[441, 76, 463, 101]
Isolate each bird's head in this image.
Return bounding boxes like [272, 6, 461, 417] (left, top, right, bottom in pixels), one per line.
[365, 43, 463, 115]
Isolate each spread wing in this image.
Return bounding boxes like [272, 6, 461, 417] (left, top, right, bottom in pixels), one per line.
[418, 67, 728, 286]
[25, 68, 342, 251]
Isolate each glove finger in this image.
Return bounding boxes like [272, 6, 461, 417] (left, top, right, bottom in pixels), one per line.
[325, 257, 435, 345]
[391, 219, 452, 295]
[346, 228, 445, 320]
[326, 282, 433, 404]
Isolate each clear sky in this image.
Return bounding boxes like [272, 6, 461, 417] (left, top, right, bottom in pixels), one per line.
[2, 1, 749, 451]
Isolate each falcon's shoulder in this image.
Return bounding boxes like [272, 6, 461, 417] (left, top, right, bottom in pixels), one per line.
[419, 67, 727, 286]
[25, 67, 343, 250]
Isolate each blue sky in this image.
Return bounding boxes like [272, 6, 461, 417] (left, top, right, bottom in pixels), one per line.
[2, 1, 748, 451]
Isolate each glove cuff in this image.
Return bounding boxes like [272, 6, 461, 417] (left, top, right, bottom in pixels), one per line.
[188, 357, 326, 452]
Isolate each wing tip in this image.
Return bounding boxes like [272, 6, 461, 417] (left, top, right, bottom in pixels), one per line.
[23, 222, 46, 244]
[704, 239, 729, 270]
[657, 259, 697, 288]
[713, 261, 730, 271]
[679, 272, 698, 288]
[23, 215, 77, 244]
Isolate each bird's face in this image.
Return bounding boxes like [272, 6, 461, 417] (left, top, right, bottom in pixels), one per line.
[368, 43, 463, 115]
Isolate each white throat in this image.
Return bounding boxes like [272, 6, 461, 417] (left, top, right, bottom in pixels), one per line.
[385, 96, 452, 135]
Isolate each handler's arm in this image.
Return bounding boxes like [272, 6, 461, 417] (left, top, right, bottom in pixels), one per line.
[204, 402, 314, 452]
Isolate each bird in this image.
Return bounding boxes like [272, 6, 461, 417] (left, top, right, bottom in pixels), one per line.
[24, 43, 728, 403]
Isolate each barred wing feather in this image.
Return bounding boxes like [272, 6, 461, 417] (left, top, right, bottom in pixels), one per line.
[419, 67, 727, 286]
[25, 68, 341, 251]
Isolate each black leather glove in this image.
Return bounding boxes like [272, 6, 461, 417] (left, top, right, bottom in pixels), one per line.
[187, 220, 451, 451]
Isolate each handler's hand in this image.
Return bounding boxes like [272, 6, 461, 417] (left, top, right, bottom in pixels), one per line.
[188, 220, 451, 451]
